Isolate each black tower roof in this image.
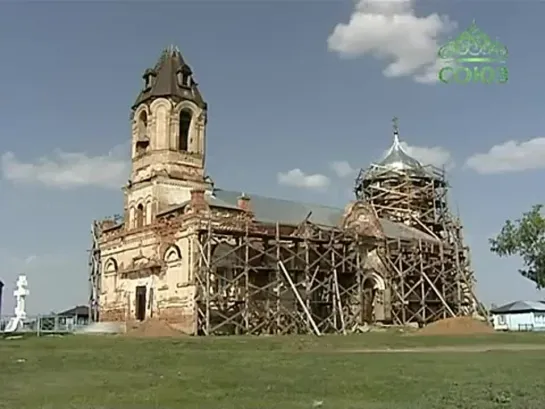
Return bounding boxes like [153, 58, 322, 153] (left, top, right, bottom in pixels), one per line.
[133, 46, 206, 110]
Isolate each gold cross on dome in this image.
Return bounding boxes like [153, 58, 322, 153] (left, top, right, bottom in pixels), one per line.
[392, 117, 399, 134]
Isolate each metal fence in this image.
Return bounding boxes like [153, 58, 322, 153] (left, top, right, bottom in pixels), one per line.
[0, 314, 89, 336]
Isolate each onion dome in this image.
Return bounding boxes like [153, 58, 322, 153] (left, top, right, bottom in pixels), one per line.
[378, 124, 424, 172]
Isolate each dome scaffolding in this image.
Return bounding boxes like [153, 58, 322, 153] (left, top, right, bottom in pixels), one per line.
[353, 118, 483, 323]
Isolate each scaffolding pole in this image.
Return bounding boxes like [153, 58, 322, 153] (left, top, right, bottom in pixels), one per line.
[88, 221, 101, 323]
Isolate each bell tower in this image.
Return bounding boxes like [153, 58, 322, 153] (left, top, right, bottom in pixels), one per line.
[125, 46, 211, 229]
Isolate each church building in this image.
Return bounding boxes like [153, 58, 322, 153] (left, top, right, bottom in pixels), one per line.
[92, 47, 477, 335]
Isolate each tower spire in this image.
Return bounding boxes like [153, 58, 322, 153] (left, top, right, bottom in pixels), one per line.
[132, 46, 206, 110]
[392, 116, 400, 145]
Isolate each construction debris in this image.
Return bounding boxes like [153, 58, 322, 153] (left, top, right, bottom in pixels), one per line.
[417, 317, 494, 336]
[125, 319, 185, 338]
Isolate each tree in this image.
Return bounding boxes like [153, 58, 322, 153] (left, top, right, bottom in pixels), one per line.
[489, 204, 545, 289]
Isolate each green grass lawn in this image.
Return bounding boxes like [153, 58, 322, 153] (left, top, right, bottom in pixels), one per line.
[1, 332, 545, 409]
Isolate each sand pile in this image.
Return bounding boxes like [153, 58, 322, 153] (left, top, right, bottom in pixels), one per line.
[417, 317, 494, 336]
[125, 319, 184, 338]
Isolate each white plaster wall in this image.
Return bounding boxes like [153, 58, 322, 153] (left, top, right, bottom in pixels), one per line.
[151, 98, 172, 150]
[113, 276, 159, 320]
[127, 184, 155, 227]
[101, 279, 161, 320]
[156, 183, 194, 207]
[132, 97, 205, 158]
[156, 285, 196, 312]
[146, 201, 153, 225]
[127, 96, 208, 214]
[99, 232, 160, 312]
[99, 91, 209, 324]
[161, 235, 192, 286]
[99, 228, 196, 321]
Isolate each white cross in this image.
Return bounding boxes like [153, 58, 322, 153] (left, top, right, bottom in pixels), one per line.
[13, 275, 29, 320]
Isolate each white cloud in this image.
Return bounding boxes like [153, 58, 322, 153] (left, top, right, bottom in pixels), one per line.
[1, 144, 130, 189]
[465, 138, 545, 174]
[394, 142, 453, 169]
[330, 160, 358, 178]
[277, 168, 330, 190]
[327, 0, 456, 84]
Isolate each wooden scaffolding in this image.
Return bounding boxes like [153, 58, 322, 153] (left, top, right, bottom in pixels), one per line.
[88, 221, 101, 323]
[192, 215, 478, 335]
[193, 220, 372, 335]
[89, 212, 479, 332]
[354, 159, 480, 323]
[384, 237, 462, 325]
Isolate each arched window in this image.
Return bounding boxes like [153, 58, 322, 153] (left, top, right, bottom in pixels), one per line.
[135, 204, 145, 228]
[136, 111, 149, 155]
[177, 66, 192, 88]
[104, 258, 118, 274]
[143, 69, 156, 90]
[178, 110, 192, 152]
[138, 111, 147, 135]
[164, 245, 182, 262]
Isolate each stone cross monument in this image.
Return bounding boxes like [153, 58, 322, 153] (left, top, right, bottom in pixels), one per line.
[13, 274, 29, 320]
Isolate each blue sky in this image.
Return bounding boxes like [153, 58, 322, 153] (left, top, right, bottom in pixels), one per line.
[1, 0, 544, 314]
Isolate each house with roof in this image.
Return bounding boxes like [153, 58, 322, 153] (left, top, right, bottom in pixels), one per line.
[58, 305, 90, 326]
[490, 301, 545, 331]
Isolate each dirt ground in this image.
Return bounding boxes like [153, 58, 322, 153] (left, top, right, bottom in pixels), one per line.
[124, 319, 185, 337]
[337, 317, 541, 353]
[416, 316, 495, 335]
[121, 316, 538, 354]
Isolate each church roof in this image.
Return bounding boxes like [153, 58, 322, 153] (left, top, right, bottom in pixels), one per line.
[212, 189, 438, 243]
[156, 188, 439, 243]
[132, 46, 206, 109]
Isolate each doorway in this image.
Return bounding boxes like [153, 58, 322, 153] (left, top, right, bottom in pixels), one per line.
[362, 278, 377, 323]
[135, 286, 147, 321]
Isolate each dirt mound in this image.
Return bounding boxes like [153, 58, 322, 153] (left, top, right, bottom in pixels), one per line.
[125, 319, 184, 338]
[417, 317, 494, 336]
